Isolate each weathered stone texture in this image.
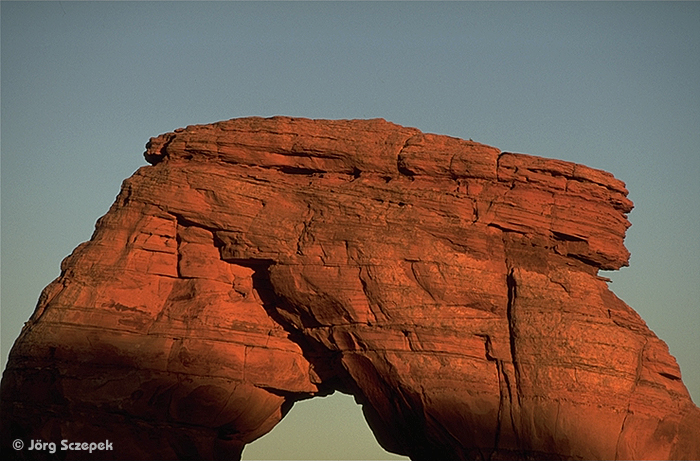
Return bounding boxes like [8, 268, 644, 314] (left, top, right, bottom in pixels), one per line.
[2, 117, 698, 460]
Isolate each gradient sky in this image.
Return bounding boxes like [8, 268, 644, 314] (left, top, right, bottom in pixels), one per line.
[1, 2, 698, 460]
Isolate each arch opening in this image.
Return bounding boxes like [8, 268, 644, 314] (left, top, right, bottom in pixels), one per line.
[242, 392, 409, 460]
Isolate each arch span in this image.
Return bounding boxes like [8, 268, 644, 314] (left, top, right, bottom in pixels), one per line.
[2, 117, 699, 460]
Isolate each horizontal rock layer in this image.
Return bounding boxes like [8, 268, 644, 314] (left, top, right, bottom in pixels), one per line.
[2, 117, 698, 460]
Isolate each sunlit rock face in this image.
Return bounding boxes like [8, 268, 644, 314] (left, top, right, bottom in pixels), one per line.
[2, 117, 699, 460]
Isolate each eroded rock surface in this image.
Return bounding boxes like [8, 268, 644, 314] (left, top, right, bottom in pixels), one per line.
[2, 117, 699, 460]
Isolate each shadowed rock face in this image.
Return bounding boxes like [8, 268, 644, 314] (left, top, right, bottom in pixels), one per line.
[2, 117, 699, 460]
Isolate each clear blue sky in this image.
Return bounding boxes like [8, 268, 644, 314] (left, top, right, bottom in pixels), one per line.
[2, 2, 698, 459]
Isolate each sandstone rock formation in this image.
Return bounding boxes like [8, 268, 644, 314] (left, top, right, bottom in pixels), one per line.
[2, 116, 699, 460]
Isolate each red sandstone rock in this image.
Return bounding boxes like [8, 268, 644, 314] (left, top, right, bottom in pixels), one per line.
[2, 116, 698, 460]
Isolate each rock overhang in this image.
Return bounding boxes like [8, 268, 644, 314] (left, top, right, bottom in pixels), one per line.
[144, 116, 633, 271]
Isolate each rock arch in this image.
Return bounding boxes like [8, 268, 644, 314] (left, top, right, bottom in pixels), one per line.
[2, 117, 699, 460]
